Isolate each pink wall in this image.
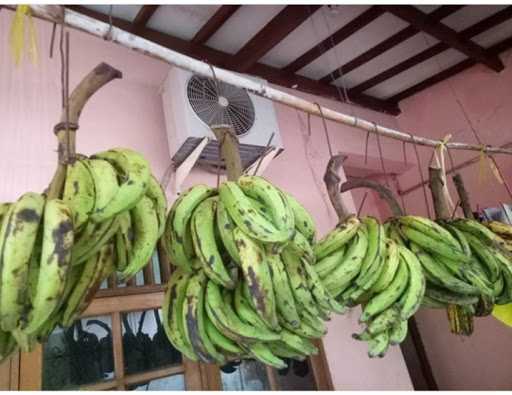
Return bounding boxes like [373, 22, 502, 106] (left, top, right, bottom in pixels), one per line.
[0, 11, 413, 390]
[394, 50, 512, 390]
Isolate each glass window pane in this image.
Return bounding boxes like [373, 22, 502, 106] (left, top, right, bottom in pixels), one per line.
[128, 374, 185, 391]
[42, 315, 114, 390]
[220, 359, 271, 390]
[122, 309, 182, 375]
[275, 358, 317, 390]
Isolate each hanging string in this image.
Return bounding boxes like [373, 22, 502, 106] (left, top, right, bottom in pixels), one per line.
[408, 131, 432, 219]
[393, 175, 408, 215]
[49, 22, 56, 59]
[374, 123, 390, 189]
[315, 102, 334, 158]
[252, 132, 275, 176]
[357, 192, 369, 217]
[364, 131, 370, 165]
[402, 141, 408, 166]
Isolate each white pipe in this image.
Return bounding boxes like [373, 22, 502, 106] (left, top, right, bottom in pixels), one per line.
[25, 5, 512, 156]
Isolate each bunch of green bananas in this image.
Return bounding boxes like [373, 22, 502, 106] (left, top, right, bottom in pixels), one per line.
[162, 175, 344, 368]
[314, 215, 425, 358]
[0, 147, 165, 359]
[390, 216, 512, 313]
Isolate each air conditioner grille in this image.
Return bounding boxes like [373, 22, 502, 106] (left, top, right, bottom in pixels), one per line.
[187, 75, 255, 136]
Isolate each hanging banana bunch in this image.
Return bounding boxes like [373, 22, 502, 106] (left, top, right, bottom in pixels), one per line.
[162, 175, 333, 368]
[0, 147, 165, 357]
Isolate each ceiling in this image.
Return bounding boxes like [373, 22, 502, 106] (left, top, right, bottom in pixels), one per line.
[68, 5, 512, 115]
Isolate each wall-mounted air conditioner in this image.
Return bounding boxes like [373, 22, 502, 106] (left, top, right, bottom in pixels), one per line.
[160, 67, 283, 173]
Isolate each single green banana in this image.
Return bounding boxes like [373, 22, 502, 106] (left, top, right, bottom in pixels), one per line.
[282, 191, 316, 243]
[67, 244, 115, 325]
[302, 256, 344, 314]
[322, 228, 368, 297]
[25, 199, 74, 334]
[265, 249, 300, 328]
[397, 216, 461, 250]
[279, 328, 318, 355]
[218, 181, 291, 243]
[399, 225, 469, 263]
[389, 320, 408, 345]
[315, 246, 346, 279]
[145, 174, 167, 237]
[464, 232, 500, 282]
[191, 197, 234, 288]
[162, 269, 197, 361]
[358, 217, 384, 277]
[205, 281, 280, 342]
[120, 196, 159, 279]
[238, 175, 295, 237]
[424, 286, 479, 305]
[441, 222, 472, 257]
[165, 184, 216, 271]
[91, 148, 150, 222]
[73, 215, 120, 265]
[314, 215, 360, 260]
[83, 158, 119, 221]
[368, 331, 390, 358]
[281, 246, 320, 318]
[205, 315, 242, 355]
[234, 227, 278, 329]
[0, 192, 45, 331]
[410, 243, 478, 295]
[233, 282, 277, 335]
[182, 271, 225, 363]
[367, 306, 400, 335]
[360, 257, 409, 323]
[397, 245, 426, 320]
[114, 211, 132, 271]
[268, 341, 306, 361]
[61, 244, 111, 327]
[372, 239, 400, 293]
[216, 199, 240, 264]
[421, 294, 447, 309]
[288, 230, 315, 264]
[62, 159, 95, 230]
[248, 342, 287, 369]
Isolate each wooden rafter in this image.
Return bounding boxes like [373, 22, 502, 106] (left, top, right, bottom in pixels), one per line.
[66, 5, 399, 115]
[383, 5, 504, 72]
[318, 5, 463, 84]
[228, 5, 321, 72]
[132, 5, 158, 30]
[283, 6, 385, 74]
[191, 5, 240, 45]
[389, 34, 512, 103]
[350, 6, 512, 95]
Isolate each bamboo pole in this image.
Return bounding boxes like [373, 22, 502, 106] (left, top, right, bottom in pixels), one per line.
[20, 5, 512, 157]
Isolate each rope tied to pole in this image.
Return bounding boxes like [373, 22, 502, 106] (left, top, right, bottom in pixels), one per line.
[314, 102, 334, 158]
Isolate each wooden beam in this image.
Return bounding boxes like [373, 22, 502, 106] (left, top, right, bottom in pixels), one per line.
[382, 5, 504, 72]
[229, 5, 320, 72]
[132, 5, 158, 29]
[350, 6, 512, 95]
[192, 5, 240, 45]
[66, 5, 399, 115]
[389, 34, 512, 103]
[283, 6, 385, 74]
[318, 5, 463, 84]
